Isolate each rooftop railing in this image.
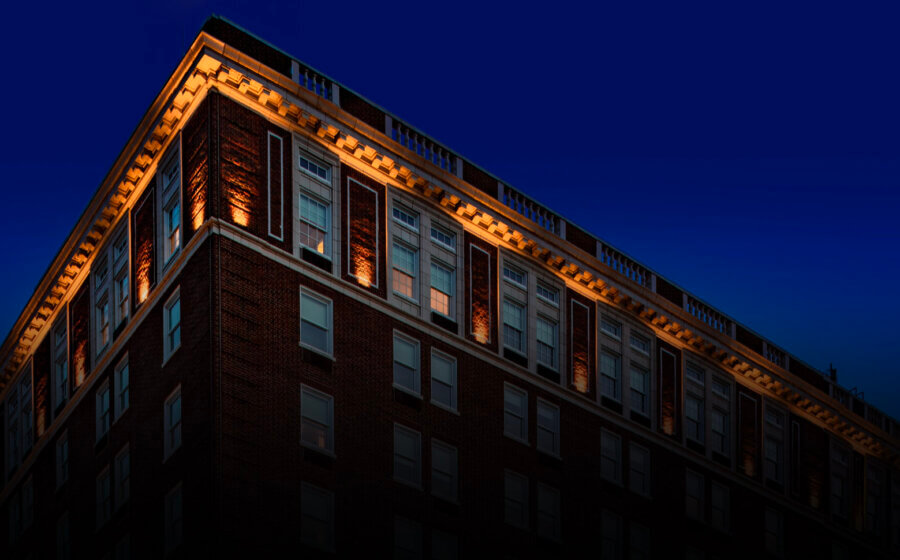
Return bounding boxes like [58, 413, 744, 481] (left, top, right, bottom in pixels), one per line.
[502, 186, 561, 235]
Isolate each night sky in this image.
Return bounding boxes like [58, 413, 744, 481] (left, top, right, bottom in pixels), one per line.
[1, 2, 897, 417]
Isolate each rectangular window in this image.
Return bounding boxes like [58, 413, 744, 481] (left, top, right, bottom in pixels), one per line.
[764, 407, 785, 484]
[392, 205, 419, 231]
[114, 355, 129, 421]
[629, 363, 650, 416]
[600, 316, 622, 340]
[53, 319, 68, 409]
[685, 470, 704, 520]
[300, 385, 334, 454]
[536, 399, 560, 456]
[393, 424, 422, 487]
[600, 350, 622, 401]
[301, 482, 335, 551]
[394, 516, 422, 559]
[299, 154, 330, 183]
[831, 445, 849, 518]
[115, 445, 130, 509]
[629, 332, 650, 354]
[536, 282, 559, 306]
[113, 230, 129, 329]
[765, 508, 784, 557]
[430, 261, 454, 317]
[96, 467, 111, 528]
[300, 288, 333, 355]
[393, 334, 420, 395]
[430, 351, 457, 411]
[711, 377, 731, 457]
[96, 294, 110, 351]
[536, 483, 561, 541]
[165, 483, 183, 553]
[430, 224, 456, 251]
[685, 362, 705, 385]
[502, 299, 526, 354]
[161, 153, 181, 265]
[392, 242, 418, 300]
[298, 193, 330, 256]
[502, 264, 527, 289]
[56, 432, 69, 488]
[431, 530, 458, 560]
[503, 384, 528, 443]
[163, 288, 181, 362]
[536, 316, 558, 369]
[629, 523, 651, 560]
[431, 439, 458, 502]
[628, 442, 651, 497]
[164, 386, 182, 461]
[504, 470, 528, 529]
[711, 481, 730, 532]
[601, 510, 622, 559]
[601, 429, 622, 483]
[96, 380, 111, 441]
[685, 393, 705, 443]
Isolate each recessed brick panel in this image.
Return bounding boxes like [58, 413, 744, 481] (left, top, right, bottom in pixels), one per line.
[566, 288, 595, 398]
[464, 232, 498, 351]
[341, 164, 386, 299]
[33, 335, 50, 438]
[737, 387, 761, 480]
[657, 339, 681, 438]
[69, 280, 91, 392]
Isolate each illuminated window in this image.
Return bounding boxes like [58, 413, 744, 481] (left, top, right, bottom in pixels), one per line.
[300, 288, 332, 355]
[163, 288, 181, 362]
[601, 429, 622, 484]
[392, 205, 418, 231]
[431, 439, 458, 502]
[301, 482, 335, 551]
[630, 332, 650, 354]
[503, 384, 528, 443]
[536, 317, 558, 370]
[96, 466, 111, 528]
[393, 333, 420, 395]
[114, 355, 129, 421]
[765, 508, 784, 557]
[536, 483, 561, 541]
[430, 261, 454, 317]
[503, 264, 527, 289]
[299, 193, 330, 256]
[536, 399, 560, 456]
[96, 380, 111, 442]
[393, 424, 422, 487]
[536, 282, 559, 306]
[504, 470, 528, 529]
[685, 469, 704, 520]
[161, 152, 181, 266]
[299, 154, 330, 182]
[394, 516, 423, 558]
[600, 316, 621, 340]
[392, 242, 417, 300]
[711, 481, 730, 532]
[430, 350, 457, 412]
[163, 386, 182, 461]
[628, 442, 651, 497]
[502, 299, 526, 354]
[430, 224, 456, 251]
[56, 431, 68, 488]
[300, 385, 334, 454]
[764, 407, 785, 484]
[165, 482, 183, 553]
[115, 444, 130, 509]
[629, 363, 650, 416]
[53, 318, 68, 410]
[600, 350, 622, 402]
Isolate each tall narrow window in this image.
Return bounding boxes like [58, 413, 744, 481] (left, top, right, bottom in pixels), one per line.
[96, 380, 111, 442]
[56, 432, 69, 488]
[502, 299, 526, 354]
[684, 362, 705, 444]
[504, 470, 528, 529]
[536, 483, 561, 541]
[114, 355, 129, 421]
[600, 350, 622, 402]
[392, 242, 417, 300]
[830, 445, 849, 519]
[53, 319, 68, 410]
[503, 384, 528, 443]
[431, 530, 458, 560]
[629, 523, 651, 560]
[300, 288, 333, 355]
[161, 153, 181, 265]
[431, 439, 458, 502]
[601, 510, 622, 559]
[765, 508, 784, 557]
[301, 482, 335, 551]
[95, 256, 110, 354]
[629, 363, 650, 417]
[163, 288, 181, 362]
[866, 464, 883, 534]
[536, 316, 558, 370]
[628, 442, 651, 497]
[393, 516, 422, 559]
[393, 334, 420, 395]
[164, 386, 182, 461]
[601, 429, 622, 483]
[430, 261, 454, 317]
[711, 481, 730, 531]
[115, 445, 130, 509]
[536, 399, 560, 456]
[764, 407, 785, 485]
[685, 470, 704, 520]
[96, 467, 111, 528]
[430, 351, 457, 411]
[112, 230, 129, 329]
[165, 483, 183, 553]
[57, 512, 70, 560]
[300, 385, 334, 454]
[299, 193, 330, 256]
[393, 424, 422, 487]
[711, 377, 731, 457]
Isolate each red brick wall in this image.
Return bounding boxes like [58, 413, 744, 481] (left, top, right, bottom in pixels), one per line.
[566, 288, 595, 398]
[464, 232, 498, 352]
[340, 164, 386, 299]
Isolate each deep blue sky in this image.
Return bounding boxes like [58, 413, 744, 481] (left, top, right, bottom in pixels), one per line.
[1, 2, 897, 416]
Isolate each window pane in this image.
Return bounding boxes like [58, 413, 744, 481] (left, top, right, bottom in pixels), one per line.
[301, 294, 328, 328]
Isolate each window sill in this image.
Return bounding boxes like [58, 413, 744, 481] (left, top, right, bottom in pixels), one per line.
[392, 384, 422, 400]
[299, 440, 336, 459]
[161, 345, 181, 369]
[430, 400, 459, 416]
[298, 342, 335, 361]
[537, 448, 562, 461]
[601, 332, 622, 342]
[503, 433, 529, 447]
[392, 292, 420, 306]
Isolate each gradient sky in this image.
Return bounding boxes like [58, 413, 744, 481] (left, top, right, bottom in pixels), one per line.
[0, 1, 897, 416]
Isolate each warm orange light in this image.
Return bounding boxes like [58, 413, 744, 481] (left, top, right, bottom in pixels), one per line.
[231, 206, 250, 227]
[662, 418, 675, 435]
[136, 239, 152, 303]
[74, 341, 87, 387]
[472, 304, 490, 343]
[316, 240, 325, 254]
[743, 458, 756, 477]
[573, 358, 589, 393]
[37, 411, 47, 437]
[353, 252, 374, 287]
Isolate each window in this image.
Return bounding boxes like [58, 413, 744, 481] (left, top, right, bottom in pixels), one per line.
[96, 380, 111, 441]
[163, 289, 181, 361]
[630, 332, 650, 354]
[96, 467, 111, 528]
[536, 282, 559, 306]
[830, 445, 849, 518]
[629, 523, 651, 560]
[96, 288, 110, 353]
[764, 508, 784, 557]
[57, 512, 70, 560]
[536, 399, 560, 456]
[601, 429, 622, 483]
[628, 442, 651, 497]
[536, 317, 558, 369]
[600, 316, 621, 339]
[394, 516, 422, 559]
[430, 351, 457, 411]
[502, 299, 526, 354]
[299, 153, 330, 182]
[112, 230, 129, 329]
[685, 362, 705, 385]
[431, 440, 458, 502]
[430, 224, 456, 251]
[53, 319, 68, 409]
[431, 530, 458, 560]
[629, 363, 650, 416]
[503, 264, 527, 289]
[503, 384, 528, 443]
[684, 393, 705, 443]
[56, 432, 69, 488]
[504, 470, 528, 529]
[298, 193, 330, 256]
[115, 535, 131, 560]
[161, 153, 181, 265]
[393, 424, 422, 487]
[392, 242, 417, 300]
[685, 470, 704, 520]
[392, 205, 418, 231]
[393, 334, 420, 395]
[600, 350, 622, 401]
[300, 385, 334, 454]
[115, 445, 130, 509]
[764, 407, 785, 484]
[711, 377, 731, 457]
[601, 510, 622, 559]
[430, 261, 454, 317]
[164, 386, 182, 461]
[114, 355, 129, 421]
[165, 483, 183, 553]
[711, 482, 730, 531]
[536, 483, 561, 541]
[300, 288, 332, 355]
[301, 482, 334, 551]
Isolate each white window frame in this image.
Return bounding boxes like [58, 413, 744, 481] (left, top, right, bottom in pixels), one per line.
[162, 287, 181, 364]
[600, 349, 622, 402]
[112, 227, 129, 330]
[392, 204, 419, 232]
[503, 383, 528, 444]
[96, 379, 111, 442]
[300, 384, 335, 455]
[764, 405, 786, 485]
[392, 332, 421, 397]
[629, 332, 650, 355]
[52, 316, 68, 410]
[163, 385, 182, 462]
[160, 146, 182, 267]
[298, 191, 332, 258]
[600, 315, 622, 340]
[430, 439, 458, 502]
[298, 152, 331, 184]
[628, 442, 651, 497]
[502, 263, 527, 290]
[429, 259, 455, 319]
[629, 363, 650, 417]
[267, 132, 284, 241]
[536, 398, 561, 457]
[536, 281, 559, 306]
[393, 423, 422, 488]
[299, 287, 333, 356]
[430, 223, 456, 252]
[391, 240, 418, 302]
[430, 350, 458, 412]
[502, 298, 526, 355]
[600, 429, 622, 484]
[114, 354, 129, 422]
[504, 470, 529, 529]
[535, 315, 559, 370]
[301, 482, 335, 551]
